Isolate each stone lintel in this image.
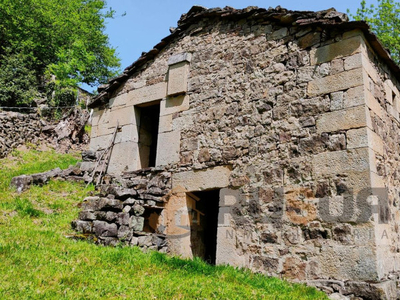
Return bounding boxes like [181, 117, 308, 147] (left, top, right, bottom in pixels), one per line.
[125, 82, 167, 107]
[168, 52, 192, 65]
[172, 166, 232, 192]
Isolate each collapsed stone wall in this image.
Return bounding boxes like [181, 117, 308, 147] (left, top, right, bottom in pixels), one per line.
[0, 112, 43, 157]
[0, 108, 89, 158]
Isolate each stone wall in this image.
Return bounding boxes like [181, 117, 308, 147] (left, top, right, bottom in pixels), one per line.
[77, 7, 400, 299]
[0, 112, 43, 157]
[72, 168, 170, 251]
[0, 108, 89, 158]
[363, 35, 400, 283]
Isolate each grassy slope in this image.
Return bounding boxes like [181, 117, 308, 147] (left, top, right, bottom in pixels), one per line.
[0, 149, 328, 299]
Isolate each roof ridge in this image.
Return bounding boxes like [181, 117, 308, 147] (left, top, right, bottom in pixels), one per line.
[90, 6, 399, 108]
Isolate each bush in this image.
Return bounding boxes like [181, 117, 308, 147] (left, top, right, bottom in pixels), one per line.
[53, 88, 77, 107]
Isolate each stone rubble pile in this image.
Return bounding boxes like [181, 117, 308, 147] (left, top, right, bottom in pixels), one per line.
[11, 165, 83, 192]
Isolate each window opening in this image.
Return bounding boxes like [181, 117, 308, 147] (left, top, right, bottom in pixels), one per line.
[136, 102, 160, 168]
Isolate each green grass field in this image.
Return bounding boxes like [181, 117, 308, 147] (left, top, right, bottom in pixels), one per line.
[0, 149, 328, 299]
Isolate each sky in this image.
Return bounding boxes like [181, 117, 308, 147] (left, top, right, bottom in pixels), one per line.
[83, 0, 378, 91]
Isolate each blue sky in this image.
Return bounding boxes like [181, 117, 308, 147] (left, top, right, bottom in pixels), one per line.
[84, 0, 377, 91]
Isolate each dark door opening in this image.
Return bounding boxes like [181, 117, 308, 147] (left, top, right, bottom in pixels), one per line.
[188, 189, 220, 265]
[136, 102, 160, 168]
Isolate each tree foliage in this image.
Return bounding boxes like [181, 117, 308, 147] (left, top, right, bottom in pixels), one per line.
[350, 0, 400, 64]
[0, 0, 120, 106]
[0, 49, 38, 106]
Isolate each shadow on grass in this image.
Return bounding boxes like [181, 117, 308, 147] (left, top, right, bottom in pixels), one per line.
[148, 251, 307, 295]
[14, 197, 43, 218]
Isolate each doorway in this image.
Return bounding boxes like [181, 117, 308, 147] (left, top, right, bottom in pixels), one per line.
[187, 189, 220, 264]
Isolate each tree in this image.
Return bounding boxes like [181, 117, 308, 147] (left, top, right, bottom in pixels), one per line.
[349, 0, 400, 64]
[0, 0, 120, 107]
[0, 49, 38, 106]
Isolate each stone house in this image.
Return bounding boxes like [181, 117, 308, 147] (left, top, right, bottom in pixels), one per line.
[76, 6, 400, 298]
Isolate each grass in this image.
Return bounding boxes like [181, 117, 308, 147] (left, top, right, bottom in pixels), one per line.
[0, 149, 328, 299]
[84, 124, 91, 136]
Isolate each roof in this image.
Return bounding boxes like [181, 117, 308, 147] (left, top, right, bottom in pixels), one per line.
[89, 5, 400, 108]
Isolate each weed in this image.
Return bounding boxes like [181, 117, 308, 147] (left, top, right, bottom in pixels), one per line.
[84, 124, 92, 135]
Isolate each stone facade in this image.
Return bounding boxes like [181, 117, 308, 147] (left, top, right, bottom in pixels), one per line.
[75, 6, 400, 299]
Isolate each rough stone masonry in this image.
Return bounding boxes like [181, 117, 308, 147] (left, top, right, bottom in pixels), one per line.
[74, 6, 400, 299]
[0, 108, 89, 158]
